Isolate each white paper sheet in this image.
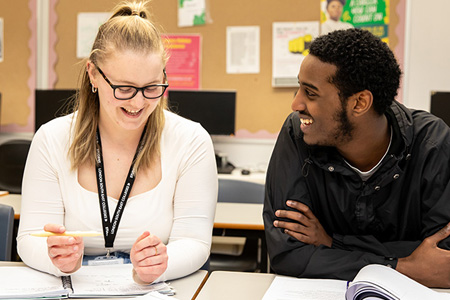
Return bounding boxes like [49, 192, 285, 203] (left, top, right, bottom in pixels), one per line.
[76, 12, 110, 58]
[226, 26, 260, 74]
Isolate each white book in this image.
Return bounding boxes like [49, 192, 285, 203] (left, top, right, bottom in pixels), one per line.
[262, 264, 450, 300]
[0, 264, 173, 299]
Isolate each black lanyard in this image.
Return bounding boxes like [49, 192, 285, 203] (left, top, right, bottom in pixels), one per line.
[95, 126, 146, 250]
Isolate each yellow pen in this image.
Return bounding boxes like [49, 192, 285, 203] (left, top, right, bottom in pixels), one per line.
[30, 231, 103, 237]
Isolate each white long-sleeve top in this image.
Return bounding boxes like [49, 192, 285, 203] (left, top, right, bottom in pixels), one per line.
[17, 110, 218, 280]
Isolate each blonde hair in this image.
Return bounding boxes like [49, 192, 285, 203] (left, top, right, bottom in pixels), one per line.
[69, 0, 168, 171]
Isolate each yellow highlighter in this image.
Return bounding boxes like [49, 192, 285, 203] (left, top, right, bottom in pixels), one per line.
[30, 231, 103, 237]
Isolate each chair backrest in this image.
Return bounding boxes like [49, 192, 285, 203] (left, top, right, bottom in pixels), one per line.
[218, 179, 265, 204]
[0, 204, 15, 261]
[430, 91, 450, 127]
[0, 139, 31, 194]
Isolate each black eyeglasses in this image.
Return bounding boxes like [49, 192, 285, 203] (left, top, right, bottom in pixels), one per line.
[95, 65, 169, 100]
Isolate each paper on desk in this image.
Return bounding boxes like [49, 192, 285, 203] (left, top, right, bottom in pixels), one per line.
[262, 276, 347, 300]
[136, 291, 179, 299]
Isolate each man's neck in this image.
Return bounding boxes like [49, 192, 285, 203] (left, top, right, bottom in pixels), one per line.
[337, 115, 390, 172]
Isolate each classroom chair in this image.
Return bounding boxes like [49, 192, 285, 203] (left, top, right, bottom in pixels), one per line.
[0, 139, 31, 194]
[210, 179, 265, 272]
[0, 203, 15, 261]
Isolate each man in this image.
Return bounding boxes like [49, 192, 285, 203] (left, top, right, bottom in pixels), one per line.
[263, 28, 450, 288]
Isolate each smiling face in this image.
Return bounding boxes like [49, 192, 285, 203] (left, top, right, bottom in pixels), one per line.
[292, 54, 354, 147]
[88, 50, 165, 133]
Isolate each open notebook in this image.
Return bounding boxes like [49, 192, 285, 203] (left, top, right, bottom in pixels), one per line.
[262, 264, 450, 300]
[0, 264, 174, 299]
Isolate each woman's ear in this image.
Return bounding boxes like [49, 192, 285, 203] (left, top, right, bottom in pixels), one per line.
[86, 61, 96, 86]
[350, 90, 373, 117]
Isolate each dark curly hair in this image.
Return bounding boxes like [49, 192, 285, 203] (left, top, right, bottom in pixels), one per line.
[309, 28, 401, 115]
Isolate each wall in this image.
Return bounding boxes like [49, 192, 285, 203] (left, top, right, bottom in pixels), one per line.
[403, 0, 450, 111]
[0, 0, 405, 140]
[0, 0, 33, 131]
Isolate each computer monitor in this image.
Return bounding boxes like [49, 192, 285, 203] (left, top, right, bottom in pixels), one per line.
[430, 91, 450, 127]
[35, 89, 77, 132]
[167, 90, 236, 136]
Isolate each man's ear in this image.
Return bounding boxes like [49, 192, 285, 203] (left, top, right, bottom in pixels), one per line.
[349, 90, 373, 117]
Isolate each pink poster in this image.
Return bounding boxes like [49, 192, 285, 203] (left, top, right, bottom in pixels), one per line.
[164, 34, 201, 90]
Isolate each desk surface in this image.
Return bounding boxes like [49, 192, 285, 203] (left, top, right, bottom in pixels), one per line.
[196, 271, 275, 300]
[0, 194, 265, 230]
[218, 169, 266, 185]
[213, 202, 263, 230]
[0, 261, 208, 300]
[0, 193, 20, 219]
[195, 271, 450, 300]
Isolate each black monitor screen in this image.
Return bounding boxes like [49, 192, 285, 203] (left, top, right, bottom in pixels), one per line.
[35, 89, 77, 132]
[167, 90, 236, 135]
[430, 91, 450, 127]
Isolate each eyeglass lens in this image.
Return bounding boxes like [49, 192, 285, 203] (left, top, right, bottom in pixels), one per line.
[114, 85, 166, 100]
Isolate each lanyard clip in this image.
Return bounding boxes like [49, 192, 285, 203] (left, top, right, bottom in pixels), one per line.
[105, 248, 114, 257]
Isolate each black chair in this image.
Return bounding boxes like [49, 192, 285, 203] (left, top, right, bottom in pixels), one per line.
[430, 91, 450, 127]
[210, 179, 265, 272]
[0, 204, 15, 261]
[0, 139, 31, 194]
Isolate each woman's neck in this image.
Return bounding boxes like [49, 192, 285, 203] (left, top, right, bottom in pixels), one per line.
[98, 120, 145, 148]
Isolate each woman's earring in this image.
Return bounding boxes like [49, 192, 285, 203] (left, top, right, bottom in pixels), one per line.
[91, 84, 98, 93]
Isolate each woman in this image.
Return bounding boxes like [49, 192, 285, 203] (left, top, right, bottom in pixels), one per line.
[17, 0, 217, 284]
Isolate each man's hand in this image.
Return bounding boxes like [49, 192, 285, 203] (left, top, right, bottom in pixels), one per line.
[397, 222, 450, 288]
[45, 224, 84, 273]
[274, 200, 332, 247]
[130, 231, 168, 284]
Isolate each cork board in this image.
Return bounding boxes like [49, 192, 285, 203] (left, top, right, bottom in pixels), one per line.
[0, 0, 32, 128]
[52, 0, 404, 136]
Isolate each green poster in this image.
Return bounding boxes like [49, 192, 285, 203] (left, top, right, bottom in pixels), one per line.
[343, 0, 389, 41]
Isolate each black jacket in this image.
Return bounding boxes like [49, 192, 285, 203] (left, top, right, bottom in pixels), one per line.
[263, 101, 450, 280]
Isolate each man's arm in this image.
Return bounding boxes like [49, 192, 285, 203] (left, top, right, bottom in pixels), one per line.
[263, 114, 397, 280]
[264, 190, 398, 280]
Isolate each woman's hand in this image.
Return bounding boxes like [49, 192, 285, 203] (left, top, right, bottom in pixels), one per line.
[130, 231, 168, 284]
[44, 224, 84, 273]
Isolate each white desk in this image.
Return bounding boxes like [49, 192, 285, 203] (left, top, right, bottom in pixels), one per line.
[214, 202, 263, 230]
[196, 271, 275, 300]
[0, 194, 264, 227]
[0, 193, 21, 219]
[195, 270, 450, 300]
[0, 261, 208, 300]
[218, 169, 266, 185]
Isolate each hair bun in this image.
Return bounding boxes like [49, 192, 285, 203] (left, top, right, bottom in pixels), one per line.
[110, 1, 149, 20]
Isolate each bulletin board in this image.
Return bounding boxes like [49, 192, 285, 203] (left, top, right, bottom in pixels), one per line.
[3, 0, 405, 136]
[0, 0, 32, 128]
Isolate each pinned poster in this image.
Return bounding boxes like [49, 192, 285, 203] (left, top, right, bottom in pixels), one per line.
[320, 0, 389, 43]
[272, 22, 319, 87]
[77, 12, 110, 58]
[226, 26, 260, 74]
[178, 0, 206, 27]
[164, 34, 201, 90]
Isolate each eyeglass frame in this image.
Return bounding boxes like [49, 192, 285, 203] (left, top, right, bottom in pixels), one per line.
[93, 64, 169, 100]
